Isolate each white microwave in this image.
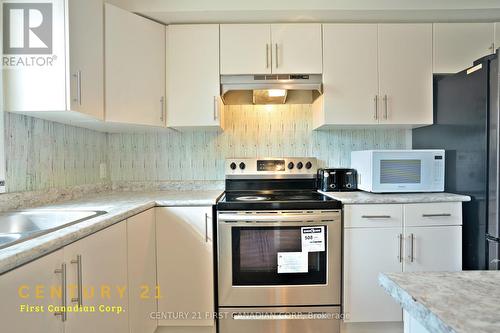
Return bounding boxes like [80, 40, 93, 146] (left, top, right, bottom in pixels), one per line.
[351, 150, 445, 193]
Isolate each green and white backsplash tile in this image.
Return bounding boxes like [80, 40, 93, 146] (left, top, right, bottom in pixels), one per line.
[5, 113, 108, 192]
[108, 104, 411, 182]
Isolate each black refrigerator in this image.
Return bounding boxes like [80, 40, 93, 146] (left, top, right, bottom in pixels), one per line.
[413, 51, 500, 271]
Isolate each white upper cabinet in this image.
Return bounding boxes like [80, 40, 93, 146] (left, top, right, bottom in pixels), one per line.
[316, 24, 379, 127]
[378, 24, 433, 126]
[271, 24, 323, 74]
[105, 3, 166, 127]
[167, 25, 222, 129]
[4, 0, 104, 121]
[68, 0, 104, 120]
[315, 23, 432, 128]
[220, 24, 271, 75]
[433, 23, 495, 74]
[220, 24, 322, 75]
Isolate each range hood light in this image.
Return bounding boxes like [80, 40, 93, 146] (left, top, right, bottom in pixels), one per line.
[268, 89, 287, 97]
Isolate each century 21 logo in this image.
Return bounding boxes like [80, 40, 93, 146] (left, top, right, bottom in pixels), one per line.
[3, 3, 53, 55]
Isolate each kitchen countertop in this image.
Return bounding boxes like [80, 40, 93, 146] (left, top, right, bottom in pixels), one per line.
[379, 271, 500, 333]
[0, 190, 223, 275]
[320, 191, 471, 204]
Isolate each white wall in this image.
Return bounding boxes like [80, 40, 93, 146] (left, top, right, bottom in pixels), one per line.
[0, 3, 6, 193]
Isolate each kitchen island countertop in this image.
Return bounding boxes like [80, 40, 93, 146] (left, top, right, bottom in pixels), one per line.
[379, 271, 500, 333]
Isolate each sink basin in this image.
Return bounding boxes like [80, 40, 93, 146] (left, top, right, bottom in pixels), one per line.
[0, 210, 107, 250]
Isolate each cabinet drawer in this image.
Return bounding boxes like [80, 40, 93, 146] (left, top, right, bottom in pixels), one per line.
[404, 202, 462, 227]
[344, 204, 403, 228]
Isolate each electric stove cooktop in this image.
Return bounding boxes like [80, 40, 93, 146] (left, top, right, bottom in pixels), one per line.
[217, 157, 342, 211]
[217, 190, 342, 211]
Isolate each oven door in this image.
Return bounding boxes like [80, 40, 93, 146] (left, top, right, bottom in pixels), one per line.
[217, 210, 341, 307]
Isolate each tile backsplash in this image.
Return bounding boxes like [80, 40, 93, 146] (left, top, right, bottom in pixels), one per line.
[6, 104, 411, 192]
[5, 113, 108, 192]
[108, 104, 411, 181]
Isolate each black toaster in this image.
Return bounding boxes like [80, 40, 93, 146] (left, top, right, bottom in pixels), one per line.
[317, 168, 358, 192]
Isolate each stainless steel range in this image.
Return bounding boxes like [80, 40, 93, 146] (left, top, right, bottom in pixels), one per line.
[216, 158, 342, 333]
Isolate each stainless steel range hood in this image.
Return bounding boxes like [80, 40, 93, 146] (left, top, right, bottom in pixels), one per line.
[221, 74, 323, 105]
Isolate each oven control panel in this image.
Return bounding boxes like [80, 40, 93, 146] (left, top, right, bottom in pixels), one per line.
[226, 158, 318, 178]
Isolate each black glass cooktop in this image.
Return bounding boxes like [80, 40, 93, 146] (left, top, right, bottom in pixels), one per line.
[217, 190, 342, 211]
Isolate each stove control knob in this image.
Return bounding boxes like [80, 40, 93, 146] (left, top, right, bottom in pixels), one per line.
[239, 162, 246, 170]
[288, 162, 294, 170]
[297, 162, 304, 170]
[230, 162, 237, 170]
[305, 161, 313, 169]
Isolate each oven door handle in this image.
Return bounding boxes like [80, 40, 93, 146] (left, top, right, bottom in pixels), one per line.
[218, 213, 339, 223]
[233, 312, 331, 320]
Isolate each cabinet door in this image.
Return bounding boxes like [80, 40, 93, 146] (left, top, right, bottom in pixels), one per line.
[220, 24, 271, 75]
[271, 24, 322, 74]
[64, 223, 129, 333]
[495, 23, 500, 50]
[344, 228, 403, 323]
[105, 3, 166, 127]
[321, 24, 379, 125]
[404, 226, 462, 272]
[68, 0, 104, 120]
[378, 24, 433, 125]
[0, 250, 64, 333]
[167, 25, 221, 128]
[127, 209, 157, 333]
[433, 23, 495, 74]
[156, 207, 214, 327]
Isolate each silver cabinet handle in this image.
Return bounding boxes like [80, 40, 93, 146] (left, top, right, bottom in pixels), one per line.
[398, 234, 403, 263]
[54, 263, 67, 322]
[160, 96, 165, 122]
[275, 43, 279, 68]
[266, 44, 269, 68]
[361, 215, 391, 219]
[409, 233, 415, 263]
[204, 213, 209, 243]
[383, 94, 388, 120]
[73, 71, 82, 106]
[422, 213, 451, 217]
[71, 255, 83, 307]
[374, 95, 379, 120]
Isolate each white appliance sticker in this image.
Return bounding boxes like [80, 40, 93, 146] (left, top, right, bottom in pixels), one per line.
[301, 226, 325, 252]
[277, 252, 308, 274]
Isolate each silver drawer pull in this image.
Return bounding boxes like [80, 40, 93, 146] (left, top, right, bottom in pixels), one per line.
[54, 263, 67, 322]
[361, 215, 391, 219]
[422, 213, 451, 218]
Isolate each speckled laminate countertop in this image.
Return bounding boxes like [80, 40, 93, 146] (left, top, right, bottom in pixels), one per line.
[320, 191, 471, 204]
[379, 271, 500, 333]
[0, 190, 223, 275]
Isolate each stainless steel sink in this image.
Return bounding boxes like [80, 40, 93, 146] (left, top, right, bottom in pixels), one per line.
[0, 210, 107, 250]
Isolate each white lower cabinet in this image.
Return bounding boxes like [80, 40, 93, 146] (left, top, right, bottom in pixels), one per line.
[0, 249, 65, 333]
[343, 202, 462, 331]
[344, 227, 404, 323]
[156, 207, 215, 328]
[127, 209, 158, 333]
[63, 222, 129, 333]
